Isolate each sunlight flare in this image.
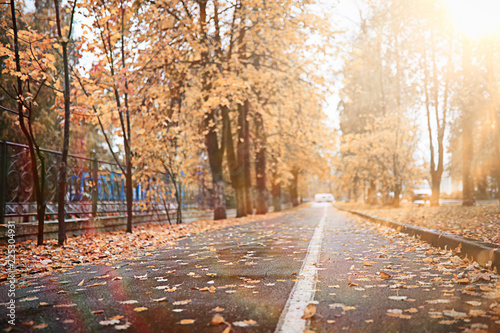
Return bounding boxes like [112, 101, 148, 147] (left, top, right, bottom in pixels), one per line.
[447, 0, 500, 38]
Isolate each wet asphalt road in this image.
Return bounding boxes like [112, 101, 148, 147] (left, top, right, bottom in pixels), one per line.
[1, 203, 499, 332]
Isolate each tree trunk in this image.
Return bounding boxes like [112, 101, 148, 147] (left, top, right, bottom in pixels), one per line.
[175, 176, 182, 224]
[200, 0, 226, 220]
[56, 38, 71, 245]
[237, 103, 251, 215]
[430, 174, 441, 207]
[125, 152, 133, 232]
[271, 176, 281, 212]
[367, 180, 377, 205]
[10, 0, 46, 245]
[255, 113, 268, 214]
[223, 106, 246, 217]
[393, 183, 401, 208]
[462, 38, 475, 207]
[241, 101, 252, 215]
[289, 168, 299, 207]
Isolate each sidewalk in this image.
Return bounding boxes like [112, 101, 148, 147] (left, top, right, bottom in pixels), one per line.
[333, 202, 500, 272]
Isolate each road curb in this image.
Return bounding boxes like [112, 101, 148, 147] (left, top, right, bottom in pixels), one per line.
[333, 206, 500, 272]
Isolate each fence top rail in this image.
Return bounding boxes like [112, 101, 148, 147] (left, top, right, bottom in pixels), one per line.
[2, 140, 168, 175]
[3, 140, 119, 166]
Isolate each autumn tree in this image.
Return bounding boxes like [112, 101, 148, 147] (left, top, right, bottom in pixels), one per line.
[76, 0, 137, 231]
[1, 1, 60, 244]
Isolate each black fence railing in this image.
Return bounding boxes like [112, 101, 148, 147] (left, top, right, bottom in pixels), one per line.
[0, 140, 211, 224]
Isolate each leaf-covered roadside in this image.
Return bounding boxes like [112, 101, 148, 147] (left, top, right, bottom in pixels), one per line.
[335, 203, 500, 245]
[0, 212, 285, 285]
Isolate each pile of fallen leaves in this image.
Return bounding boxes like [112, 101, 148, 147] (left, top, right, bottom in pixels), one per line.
[335, 202, 500, 245]
[0, 212, 285, 284]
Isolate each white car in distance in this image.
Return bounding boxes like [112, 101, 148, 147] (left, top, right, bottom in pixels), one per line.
[314, 193, 335, 202]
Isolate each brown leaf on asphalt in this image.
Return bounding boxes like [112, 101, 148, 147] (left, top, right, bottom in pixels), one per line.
[114, 321, 131, 330]
[77, 279, 84, 286]
[100, 319, 121, 326]
[301, 303, 316, 319]
[363, 261, 373, 266]
[33, 323, 48, 329]
[179, 319, 195, 325]
[119, 300, 138, 305]
[53, 303, 77, 308]
[222, 326, 231, 333]
[133, 307, 148, 312]
[212, 307, 225, 312]
[173, 300, 191, 306]
[152, 297, 168, 302]
[456, 277, 470, 284]
[380, 272, 391, 279]
[211, 314, 225, 325]
[92, 310, 104, 314]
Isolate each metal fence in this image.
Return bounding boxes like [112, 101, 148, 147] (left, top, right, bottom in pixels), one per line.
[0, 140, 210, 224]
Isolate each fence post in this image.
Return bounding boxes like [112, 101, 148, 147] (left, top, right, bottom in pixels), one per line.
[0, 140, 7, 224]
[92, 157, 98, 218]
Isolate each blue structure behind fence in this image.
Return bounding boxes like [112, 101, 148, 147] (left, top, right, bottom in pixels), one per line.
[0, 140, 210, 224]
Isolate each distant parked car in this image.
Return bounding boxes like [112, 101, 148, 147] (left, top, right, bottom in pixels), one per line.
[412, 189, 431, 203]
[314, 193, 335, 202]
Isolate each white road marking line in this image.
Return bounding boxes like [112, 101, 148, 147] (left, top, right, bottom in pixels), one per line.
[274, 205, 327, 333]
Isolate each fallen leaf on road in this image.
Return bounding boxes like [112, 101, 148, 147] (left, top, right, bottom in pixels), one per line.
[426, 299, 450, 304]
[233, 320, 257, 327]
[100, 319, 121, 326]
[443, 309, 467, 319]
[179, 319, 195, 325]
[133, 307, 148, 312]
[53, 303, 77, 308]
[92, 310, 104, 314]
[152, 297, 168, 302]
[119, 300, 138, 305]
[212, 307, 224, 312]
[33, 323, 48, 329]
[78, 279, 84, 286]
[211, 314, 225, 325]
[302, 303, 316, 319]
[466, 301, 481, 306]
[20, 297, 38, 302]
[469, 309, 486, 317]
[380, 272, 391, 279]
[173, 300, 191, 306]
[115, 322, 131, 330]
